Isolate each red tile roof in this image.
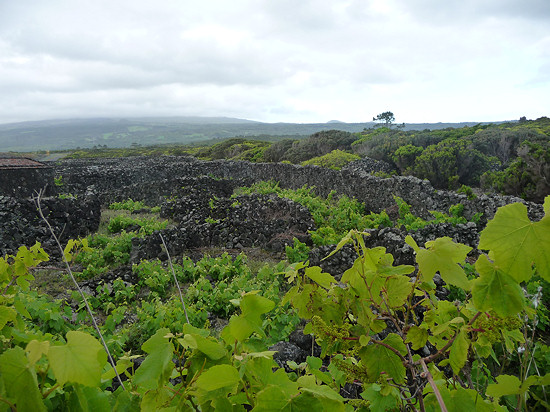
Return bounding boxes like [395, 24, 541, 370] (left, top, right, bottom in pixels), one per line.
[0, 157, 49, 169]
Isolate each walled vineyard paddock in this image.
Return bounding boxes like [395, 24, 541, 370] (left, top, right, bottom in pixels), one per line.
[1, 156, 543, 266]
[55, 156, 543, 222]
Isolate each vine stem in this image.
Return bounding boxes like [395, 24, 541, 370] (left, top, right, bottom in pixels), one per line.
[33, 190, 126, 391]
[159, 233, 190, 324]
[0, 396, 16, 411]
[417, 311, 482, 366]
[420, 359, 448, 412]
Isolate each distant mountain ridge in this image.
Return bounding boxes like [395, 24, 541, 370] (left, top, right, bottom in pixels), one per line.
[0, 116, 506, 152]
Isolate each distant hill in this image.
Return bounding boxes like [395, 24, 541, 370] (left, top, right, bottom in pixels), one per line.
[0, 116, 500, 152]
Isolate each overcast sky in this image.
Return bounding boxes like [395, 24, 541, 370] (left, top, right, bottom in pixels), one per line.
[0, 0, 549, 125]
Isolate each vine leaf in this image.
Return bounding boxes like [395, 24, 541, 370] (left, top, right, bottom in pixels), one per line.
[132, 328, 174, 390]
[69, 385, 112, 412]
[253, 384, 336, 411]
[384, 275, 413, 308]
[224, 292, 275, 342]
[405, 326, 428, 350]
[193, 364, 240, 405]
[0, 306, 17, 330]
[362, 333, 407, 384]
[486, 374, 521, 398]
[305, 266, 336, 289]
[362, 384, 399, 411]
[406, 236, 471, 290]
[478, 202, 550, 283]
[487, 373, 550, 400]
[471, 255, 525, 317]
[253, 385, 294, 411]
[48, 331, 107, 387]
[179, 334, 226, 360]
[0, 347, 46, 412]
[240, 292, 275, 322]
[25, 339, 50, 366]
[297, 375, 345, 411]
[449, 329, 469, 374]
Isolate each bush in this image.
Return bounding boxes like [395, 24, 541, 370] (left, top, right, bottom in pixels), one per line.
[301, 149, 360, 170]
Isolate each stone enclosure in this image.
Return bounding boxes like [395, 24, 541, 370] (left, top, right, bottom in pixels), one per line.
[1, 155, 544, 270]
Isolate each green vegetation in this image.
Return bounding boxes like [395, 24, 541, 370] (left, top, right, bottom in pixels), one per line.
[107, 215, 169, 235]
[55, 117, 550, 202]
[301, 149, 360, 170]
[352, 117, 550, 200]
[195, 138, 270, 161]
[235, 181, 392, 245]
[108, 198, 148, 212]
[236, 181, 482, 245]
[1, 196, 550, 410]
[285, 238, 311, 263]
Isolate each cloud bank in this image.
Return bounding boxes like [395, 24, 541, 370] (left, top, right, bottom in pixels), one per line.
[0, 0, 548, 124]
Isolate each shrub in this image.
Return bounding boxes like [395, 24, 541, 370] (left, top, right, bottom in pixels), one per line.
[301, 150, 360, 170]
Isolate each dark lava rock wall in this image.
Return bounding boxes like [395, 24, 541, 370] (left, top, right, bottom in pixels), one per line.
[132, 193, 315, 262]
[0, 194, 101, 257]
[54, 156, 544, 224]
[0, 168, 57, 198]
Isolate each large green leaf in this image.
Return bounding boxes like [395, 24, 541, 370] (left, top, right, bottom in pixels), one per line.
[180, 334, 226, 360]
[361, 384, 398, 411]
[244, 356, 298, 397]
[26, 339, 50, 366]
[140, 387, 172, 411]
[405, 326, 428, 350]
[0, 347, 46, 411]
[486, 374, 521, 398]
[254, 389, 324, 411]
[449, 329, 469, 374]
[253, 385, 295, 411]
[406, 236, 471, 290]
[68, 384, 112, 412]
[0, 305, 16, 330]
[112, 391, 141, 412]
[479, 202, 550, 282]
[471, 255, 525, 317]
[362, 333, 407, 384]
[133, 328, 174, 390]
[304, 266, 336, 289]
[297, 375, 345, 411]
[341, 259, 369, 299]
[240, 292, 275, 322]
[224, 311, 266, 343]
[193, 364, 240, 405]
[384, 275, 413, 307]
[48, 331, 107, 387]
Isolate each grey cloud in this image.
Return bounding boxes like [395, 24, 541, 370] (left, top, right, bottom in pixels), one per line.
[399, 0, 550, 23]
[0, 0, 548, 124]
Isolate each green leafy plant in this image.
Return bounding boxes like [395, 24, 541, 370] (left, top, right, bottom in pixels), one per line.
[458, 184, 477, 200]
[54, 175, 64, 187]
[107, 214, 168, 235]
[301, 149, 361, 170]
[2, 192, 550, 410]
[285, 237, 311, 263]
[281, 195, 550, 410]
[108, 198, 148, 212]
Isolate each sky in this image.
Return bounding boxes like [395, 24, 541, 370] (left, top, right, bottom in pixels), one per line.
[0, 0, 549, 125]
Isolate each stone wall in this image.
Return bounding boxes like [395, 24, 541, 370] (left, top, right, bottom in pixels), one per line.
[54, 156, 544, 225]
[0, 168, 57, 198]
[0, 194, 101, 257]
